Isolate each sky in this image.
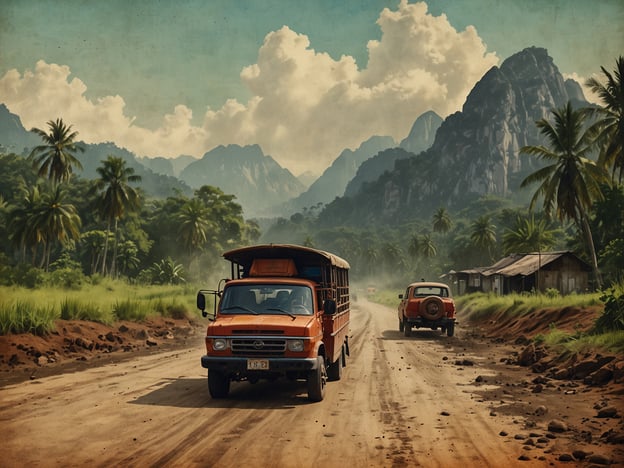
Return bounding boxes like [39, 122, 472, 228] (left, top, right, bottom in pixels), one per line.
[1, 0, 622, 176]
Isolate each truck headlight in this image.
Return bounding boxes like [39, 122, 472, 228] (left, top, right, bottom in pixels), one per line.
[287, 339, 304, 352]
[212, 338, 228, 351]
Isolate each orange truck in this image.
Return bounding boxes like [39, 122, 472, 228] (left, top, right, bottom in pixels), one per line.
[197, 244, 350, 402]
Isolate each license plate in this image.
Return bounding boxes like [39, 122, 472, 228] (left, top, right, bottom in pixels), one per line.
[247, 359, 269, 370]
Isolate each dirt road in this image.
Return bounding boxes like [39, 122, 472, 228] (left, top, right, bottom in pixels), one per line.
[0, 298, 588, 467]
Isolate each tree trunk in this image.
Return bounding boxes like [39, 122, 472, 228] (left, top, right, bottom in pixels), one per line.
[580, 212, 602, 290]
[110, 218, 119, 278]
[101, 221, 111, 275]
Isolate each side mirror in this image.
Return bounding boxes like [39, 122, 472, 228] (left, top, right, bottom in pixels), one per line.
[197, 292, 206, 311]
[398, 294, 403, 299]
[197, 290, 217, 321]
[323, 299, 337, 315]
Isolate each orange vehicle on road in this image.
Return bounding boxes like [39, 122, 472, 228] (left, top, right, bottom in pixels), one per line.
[197, 244, 350, 402]
[398, 281, 456, 337]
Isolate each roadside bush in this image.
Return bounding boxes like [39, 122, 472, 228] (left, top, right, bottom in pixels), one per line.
[47, 267, 86, 289]
[596, 281, 624, 333]
[11, 264, 45, 288]
[544, 288, 560, 298]
[47, 253, 86, 289]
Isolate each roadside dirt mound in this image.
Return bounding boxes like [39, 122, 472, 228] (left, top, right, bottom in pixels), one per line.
[465, 305, 602, 341]
[0, 316, 204, 386]
[461, 304, 624, 464]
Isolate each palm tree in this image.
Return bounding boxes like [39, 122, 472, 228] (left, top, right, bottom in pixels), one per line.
[585, 56, 624, 182]
[432, 207, 452, 234]
[29, 118, 84, 184]
[33, 185, 82, 270]
[470, 215, 497, 262]
[178, 198, 211, 276]
[116, 240, 140, 277]
[419, 234, 437, 258]
[92, 156, 142, 276]
[520, 102, 609, 289]
[407, 234, 420, 259]
[502, 215, 558, 255]
[381, 242, 402, 276]
[9, 184, 44, 264]
[80, 230, 110, 275]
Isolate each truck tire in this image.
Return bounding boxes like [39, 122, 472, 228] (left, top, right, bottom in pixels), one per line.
[208, 370, 230, 398]
[327, 351, 342, 381]
[446, 321, 455, 337]
[420, 296, 445, 320]
[399, 317, 404, 332]
[307, 355, 327, 402]
[403, 323, 412, 337]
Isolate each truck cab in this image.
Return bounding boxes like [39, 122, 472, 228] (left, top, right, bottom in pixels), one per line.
[197, 244, 350, 402]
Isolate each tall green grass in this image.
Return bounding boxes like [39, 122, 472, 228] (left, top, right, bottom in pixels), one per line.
[0, 300, 59, 335]
[0, 281, 201, 335]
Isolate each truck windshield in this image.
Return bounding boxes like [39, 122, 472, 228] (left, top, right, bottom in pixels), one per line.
[221, 284, 314, 316]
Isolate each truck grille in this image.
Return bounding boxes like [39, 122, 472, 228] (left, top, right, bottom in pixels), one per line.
[231, 338, 286, 356]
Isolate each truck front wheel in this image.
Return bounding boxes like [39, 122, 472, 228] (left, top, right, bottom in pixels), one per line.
[307, 356, 327, 402]
[208, 370, 230, 398]
[446, 321, 455, 337]
[403, 322, 412, 337]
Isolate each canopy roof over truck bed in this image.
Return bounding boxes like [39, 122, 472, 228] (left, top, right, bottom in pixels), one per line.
[223, 244, 350, 271]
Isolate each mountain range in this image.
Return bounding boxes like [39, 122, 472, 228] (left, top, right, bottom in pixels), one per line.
[318, 47, 591, 226]
[0, 46, 590, 223]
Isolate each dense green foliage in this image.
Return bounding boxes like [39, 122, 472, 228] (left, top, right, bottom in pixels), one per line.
[0, 149, 259, 286]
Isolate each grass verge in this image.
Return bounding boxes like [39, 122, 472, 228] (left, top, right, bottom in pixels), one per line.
[0, 281, 200, 335]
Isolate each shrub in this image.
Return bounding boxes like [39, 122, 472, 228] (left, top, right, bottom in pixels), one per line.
[544, 288, 560, 298]
[11, 264, 46, 288]
[596, 282, 624, 333]
[48, 267, 86, 289]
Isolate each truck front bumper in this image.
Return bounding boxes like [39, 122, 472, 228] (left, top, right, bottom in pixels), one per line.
[201, 356, 319, 373]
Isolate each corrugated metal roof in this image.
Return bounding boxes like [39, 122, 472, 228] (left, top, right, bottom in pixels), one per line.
[451, 251, 588, 278]
[495, 252, 566, 276]
[481, 254, 523, 276]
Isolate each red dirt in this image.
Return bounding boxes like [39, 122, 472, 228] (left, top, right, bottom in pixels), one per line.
[0, 316, 204, 386]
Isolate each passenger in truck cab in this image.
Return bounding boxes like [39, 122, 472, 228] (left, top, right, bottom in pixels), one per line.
[290, 288, 313, 315]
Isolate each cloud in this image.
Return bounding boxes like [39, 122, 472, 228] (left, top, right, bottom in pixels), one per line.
[0, 1, 499, 175]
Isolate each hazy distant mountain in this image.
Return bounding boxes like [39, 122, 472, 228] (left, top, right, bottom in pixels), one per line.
[285, 136, 395, 213]
[297, 170, 318, 189]
[179, 144, 305, 217]
[0, 104, 41, 154]
[318, 47, 591, 226]
[399, 110, 442, 154]
[138, 154, 198, 178]
[343, 111, 442, 197]
[344, 147, 413, 198]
